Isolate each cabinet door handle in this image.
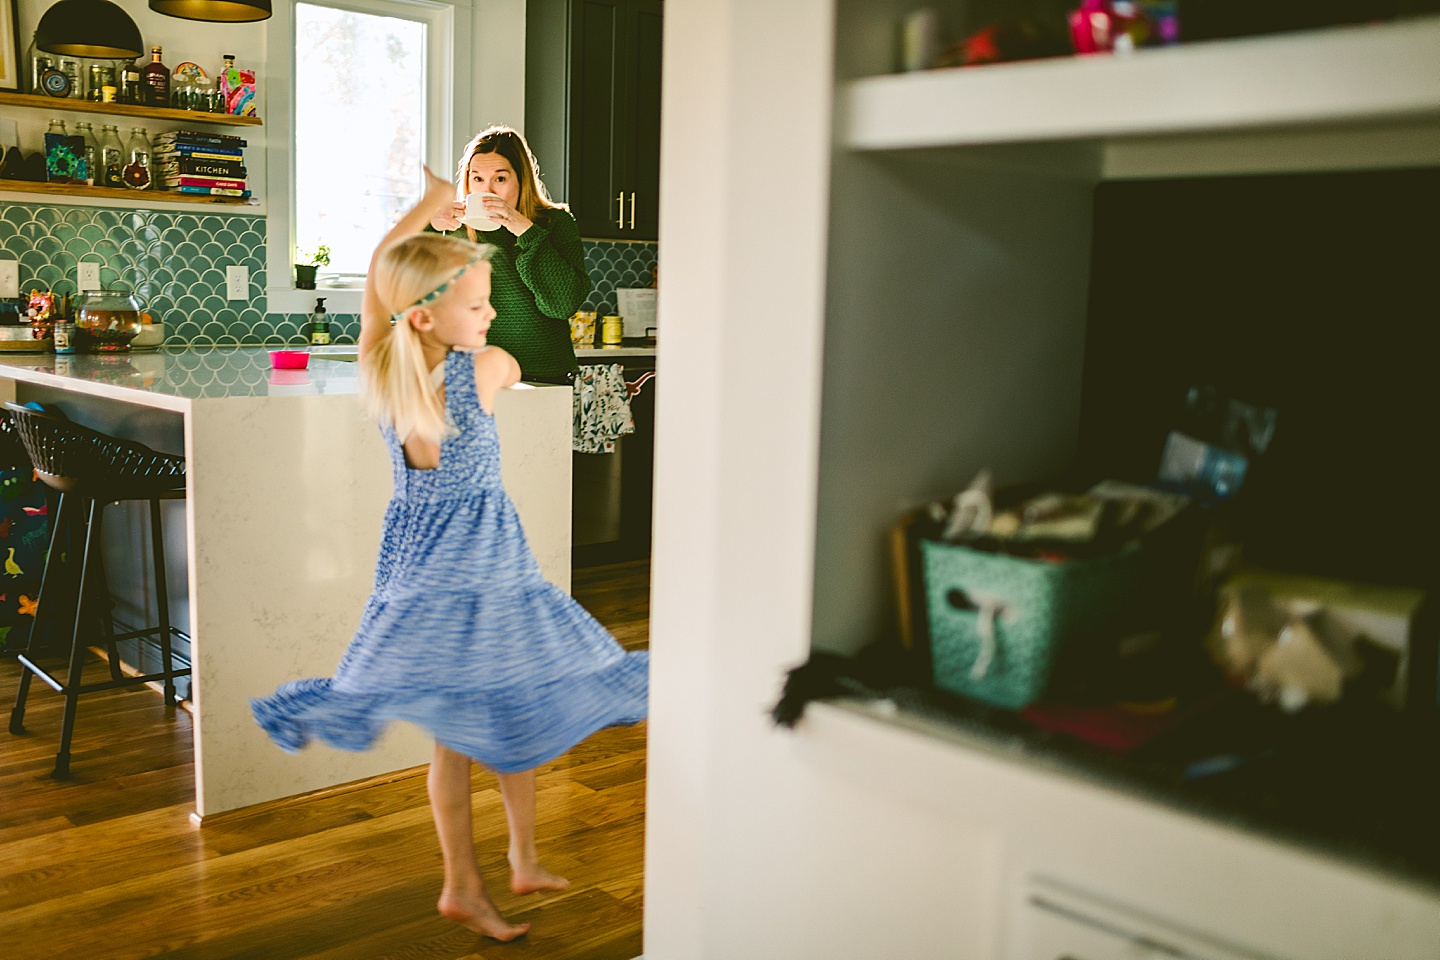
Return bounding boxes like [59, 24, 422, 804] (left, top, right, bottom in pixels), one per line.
[629, 192, 636, 229]
[616, 192, 626, 229]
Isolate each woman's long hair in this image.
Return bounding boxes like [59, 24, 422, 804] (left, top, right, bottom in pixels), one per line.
[361, 234, 493, 446]
[457, 125, 567, 234]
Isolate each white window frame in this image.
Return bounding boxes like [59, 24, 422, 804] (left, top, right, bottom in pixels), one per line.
[266, 0, 471, 314]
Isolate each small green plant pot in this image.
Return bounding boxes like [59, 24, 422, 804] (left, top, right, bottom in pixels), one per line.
[294, 264, 318, 289]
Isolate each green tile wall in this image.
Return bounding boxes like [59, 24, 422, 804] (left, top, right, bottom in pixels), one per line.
[0, 200, 270, 345]
[0, 200, 654, 345]
[583, 240, 659, 317]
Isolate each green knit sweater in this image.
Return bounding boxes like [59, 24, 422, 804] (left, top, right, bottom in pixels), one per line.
[434, 209, 590, 379]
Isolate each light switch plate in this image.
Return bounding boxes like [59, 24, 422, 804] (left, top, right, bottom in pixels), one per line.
[77, 261, 101, 291]
[0, 259, 17, 298]
[226, 265, 249, 301]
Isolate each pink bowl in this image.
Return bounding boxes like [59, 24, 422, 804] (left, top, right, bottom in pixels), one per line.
[270, 350, 310, 370]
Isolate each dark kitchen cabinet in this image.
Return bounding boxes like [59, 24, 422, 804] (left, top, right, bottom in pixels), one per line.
[526, 0, 663, 241]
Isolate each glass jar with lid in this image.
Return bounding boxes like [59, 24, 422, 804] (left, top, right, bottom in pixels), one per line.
[88, 63, 116, 101]
[74, 288, 145, 352]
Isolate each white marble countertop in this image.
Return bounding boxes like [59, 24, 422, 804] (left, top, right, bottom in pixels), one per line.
[0, 345, 572, 411]
[0, 341, 575, 817]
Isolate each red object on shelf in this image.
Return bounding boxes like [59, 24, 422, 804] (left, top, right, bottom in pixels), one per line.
[1021, 686, 1230, 753]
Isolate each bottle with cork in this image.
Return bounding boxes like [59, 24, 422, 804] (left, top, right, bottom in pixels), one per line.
[142, 46, 170, 107]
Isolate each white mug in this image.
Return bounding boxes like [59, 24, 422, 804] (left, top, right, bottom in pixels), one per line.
[463, 192, 504, 231]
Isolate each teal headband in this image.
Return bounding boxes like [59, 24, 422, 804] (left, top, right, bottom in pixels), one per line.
[391, 253, 487, 323]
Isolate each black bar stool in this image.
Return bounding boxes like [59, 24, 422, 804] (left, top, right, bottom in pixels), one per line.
[4, 403, 190, 779]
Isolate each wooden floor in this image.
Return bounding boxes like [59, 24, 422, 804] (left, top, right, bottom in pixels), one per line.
[0, 560, 650, 960]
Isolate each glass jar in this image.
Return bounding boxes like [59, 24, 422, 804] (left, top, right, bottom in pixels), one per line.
[74, 122, 99, 185]
[123, 127, 152, 190]
[208, 77, 227, 113]
[46, 118, 67, 136]
[98, 124, 124, 188]
[88, 63, 116, 101]
[58, 57, 83, 99]
[28, 42, 54, 95]
[74, 288, 145, 352]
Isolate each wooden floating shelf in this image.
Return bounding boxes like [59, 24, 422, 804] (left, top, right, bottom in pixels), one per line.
[0, 179, 255, 206]
[0, 91, 262, 128]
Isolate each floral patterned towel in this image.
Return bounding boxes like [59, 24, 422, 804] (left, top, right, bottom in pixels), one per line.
[573, 363, 635, 454]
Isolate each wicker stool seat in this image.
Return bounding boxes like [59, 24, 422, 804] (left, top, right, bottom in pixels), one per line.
[4, 403, 190, 778]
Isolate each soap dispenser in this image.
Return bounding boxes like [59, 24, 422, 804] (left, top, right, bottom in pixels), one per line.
[308, 297, 330, 345]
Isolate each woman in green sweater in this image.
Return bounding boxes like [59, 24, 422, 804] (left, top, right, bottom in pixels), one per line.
[429, 126, 589, 381]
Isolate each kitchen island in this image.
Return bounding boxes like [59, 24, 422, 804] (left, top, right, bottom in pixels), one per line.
[0, 346, 572, 817]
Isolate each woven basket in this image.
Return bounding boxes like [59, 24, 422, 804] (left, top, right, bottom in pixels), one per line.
[921, 541, 1151, 710]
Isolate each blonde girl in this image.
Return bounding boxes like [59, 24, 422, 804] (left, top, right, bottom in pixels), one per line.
[253, 168, 649, 943]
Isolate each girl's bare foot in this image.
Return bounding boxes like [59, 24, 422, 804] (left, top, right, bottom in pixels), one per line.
[438, 889, 530, 941]
[508, 854, 571, 895]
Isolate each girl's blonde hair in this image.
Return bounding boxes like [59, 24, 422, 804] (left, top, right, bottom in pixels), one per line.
[457, 125, 566, 241]
[361, 233, 493, 446]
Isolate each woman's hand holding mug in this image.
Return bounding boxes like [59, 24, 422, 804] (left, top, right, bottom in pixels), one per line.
[464, 193, 534, 236]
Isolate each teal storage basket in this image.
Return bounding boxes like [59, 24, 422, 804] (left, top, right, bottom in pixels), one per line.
[920, 540, 1150, 709]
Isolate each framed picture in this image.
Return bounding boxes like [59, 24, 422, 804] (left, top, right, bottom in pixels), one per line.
[0, 0, 20, 93]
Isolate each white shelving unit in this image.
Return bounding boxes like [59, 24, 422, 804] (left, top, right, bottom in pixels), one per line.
[841, 16, 1440, 178]
[646, 3, 1440, 957]
[814, 8, 1440, 955]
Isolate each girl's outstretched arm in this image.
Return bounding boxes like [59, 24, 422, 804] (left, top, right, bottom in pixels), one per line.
[360, 167, 457, 361]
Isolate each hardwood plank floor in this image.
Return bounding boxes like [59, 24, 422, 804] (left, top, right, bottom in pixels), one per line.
[0, 560, 650, 960]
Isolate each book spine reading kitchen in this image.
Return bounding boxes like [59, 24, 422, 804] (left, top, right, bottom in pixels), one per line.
[155, 130, 249, 197]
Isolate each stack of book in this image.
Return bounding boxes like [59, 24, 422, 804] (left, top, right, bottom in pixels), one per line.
[155, 131, 249, 198]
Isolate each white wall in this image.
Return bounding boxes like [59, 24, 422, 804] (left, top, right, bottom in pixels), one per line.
[644, 0, 840, 955]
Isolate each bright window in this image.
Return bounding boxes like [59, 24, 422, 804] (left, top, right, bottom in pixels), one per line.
[293, 2, 430, 277]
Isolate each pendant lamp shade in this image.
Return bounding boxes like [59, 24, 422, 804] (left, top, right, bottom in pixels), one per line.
[34, 0, 145, 59]
[148, 0, 273, 22]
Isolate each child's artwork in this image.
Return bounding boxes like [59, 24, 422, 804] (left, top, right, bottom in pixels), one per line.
[221, 64, 258, 117]
[0, 465, 48, 654]
[44, 133, 86, 183]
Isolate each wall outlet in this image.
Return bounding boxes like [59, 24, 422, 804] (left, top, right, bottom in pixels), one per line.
[78, 261, 101, 291]
[226, 265, 249, 301]
[0, 259, 17, 298]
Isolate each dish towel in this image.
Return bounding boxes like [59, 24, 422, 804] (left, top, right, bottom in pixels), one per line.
[573, 363, 635, 454]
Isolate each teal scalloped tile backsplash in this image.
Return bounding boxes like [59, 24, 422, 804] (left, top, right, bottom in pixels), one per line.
[0, 201, 655, 345]
[583, 241, 658, 317]
[0, 201, 268, 345]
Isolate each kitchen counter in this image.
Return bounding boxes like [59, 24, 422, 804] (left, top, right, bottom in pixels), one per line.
[576, 341, 657, 359]
[0, 345, 573, 817]
[0, 345, 367, 408]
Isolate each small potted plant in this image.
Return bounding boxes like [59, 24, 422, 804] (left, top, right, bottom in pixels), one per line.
[294, 243, 331, 290]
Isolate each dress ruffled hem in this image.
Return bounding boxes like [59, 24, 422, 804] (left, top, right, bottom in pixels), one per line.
[250, 649, 648, 773]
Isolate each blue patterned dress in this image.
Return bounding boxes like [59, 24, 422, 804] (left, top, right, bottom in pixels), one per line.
[251, 350, 648, 773]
